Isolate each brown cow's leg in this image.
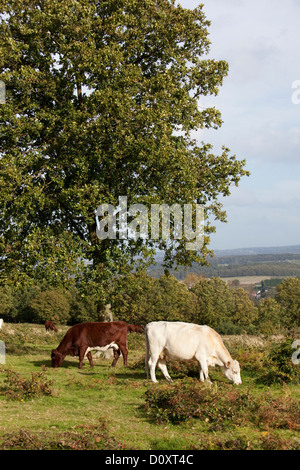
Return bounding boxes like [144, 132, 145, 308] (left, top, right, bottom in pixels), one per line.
[86, 351, 94, 368]
[78, 348, 86, 369]
[118, 342, 128, 366]
[111, 348, 120, 367]
[123, 348, 128, 366]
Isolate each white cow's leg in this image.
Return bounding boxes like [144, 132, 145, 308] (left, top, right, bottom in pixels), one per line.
[196, 355, 211, 383]
[157, 359, 173, 382]
[148, 354, 159, 382]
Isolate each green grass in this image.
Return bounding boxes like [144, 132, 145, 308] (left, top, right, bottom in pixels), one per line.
[0, 323, 299, 450]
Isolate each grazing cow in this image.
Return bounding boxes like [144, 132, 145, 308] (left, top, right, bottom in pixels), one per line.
[45, 320, 58, 333]
[145, 321, 242, 385]
[51, 321, 129, 369]
[84, 324, 145, 361]
[127, 324, 145, 333]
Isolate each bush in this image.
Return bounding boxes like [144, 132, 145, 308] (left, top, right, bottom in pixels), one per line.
[0, 286, 14, 318]
[111, 273, 198, 324]
[218, 321, 244, 335]
[30, 289, 71, 324]
[256, 297, 283, 335]
[259, 339, 300, 385]
[191, 277, 235, 328]
[0, 421, 127, 450]
[145, 380, 257, 428]
[0, 368, 54, 400]
[192, 433, 300, 450]
[275, 278, 300, 328]
[144, 379, 300, 432]
[191, 278, 258, 331]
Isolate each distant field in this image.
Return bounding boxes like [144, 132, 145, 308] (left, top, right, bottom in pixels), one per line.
[220, 276, 280, 285]
[147, 252, 300, 280]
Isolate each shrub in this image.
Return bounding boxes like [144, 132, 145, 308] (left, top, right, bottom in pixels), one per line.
[0, 421, 128, 450]
[144, 379, 300, 432]
[191, 277, 235, 329]
[218, 321, 244, 335]
[233, 347, 265, 374]
[144, 380, 257, 427]
[275, 278, 300, 328]
[256, 297, 283, 335]
[255, 395, 300, 431]
[0, 368, 54, 400]
[111, 273, 198, 324]
[259, 339, 300, 385]
[192, 433, 300, 450]
[0, 286, 14, 319]
[9, 285, 41, 323]
[30, 289, 71, 324]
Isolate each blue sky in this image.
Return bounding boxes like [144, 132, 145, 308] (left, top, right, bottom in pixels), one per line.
[180, 0, 300, 250]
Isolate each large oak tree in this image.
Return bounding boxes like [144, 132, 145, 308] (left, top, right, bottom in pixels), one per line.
[0, 0, 248, 304]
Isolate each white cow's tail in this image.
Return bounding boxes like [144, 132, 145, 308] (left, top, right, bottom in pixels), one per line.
[145, 325, 149, 380]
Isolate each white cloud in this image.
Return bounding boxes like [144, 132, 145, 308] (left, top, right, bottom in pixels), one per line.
[257, 180, 300, 207]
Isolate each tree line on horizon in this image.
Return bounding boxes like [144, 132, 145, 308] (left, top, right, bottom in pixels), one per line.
[0, 273, 299, 336]
[146, 253, 300, 280]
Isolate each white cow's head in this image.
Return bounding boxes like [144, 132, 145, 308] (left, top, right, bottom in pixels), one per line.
[222, 359, 242, 385]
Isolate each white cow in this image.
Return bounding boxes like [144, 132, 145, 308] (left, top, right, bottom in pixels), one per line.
[145, 321, 242, 385]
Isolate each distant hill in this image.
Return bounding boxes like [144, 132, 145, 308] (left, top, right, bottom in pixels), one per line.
[214, 245, 300, 257]
[147, 245, 300, 280]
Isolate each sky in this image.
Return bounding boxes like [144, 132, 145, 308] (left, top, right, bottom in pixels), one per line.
[180, 0, 300, 250]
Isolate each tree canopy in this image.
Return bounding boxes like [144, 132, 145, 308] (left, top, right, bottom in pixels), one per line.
[0, 0, 248, 301]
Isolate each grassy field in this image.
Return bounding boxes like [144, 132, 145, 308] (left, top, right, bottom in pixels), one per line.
[220, 276, 275, 285]
[0, 323, 299, 450]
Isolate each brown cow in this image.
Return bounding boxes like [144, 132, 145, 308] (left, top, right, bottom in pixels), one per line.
[45, 320, 58, 332]
[127, 324, 145, 333]
[51, 321, 129, 369]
